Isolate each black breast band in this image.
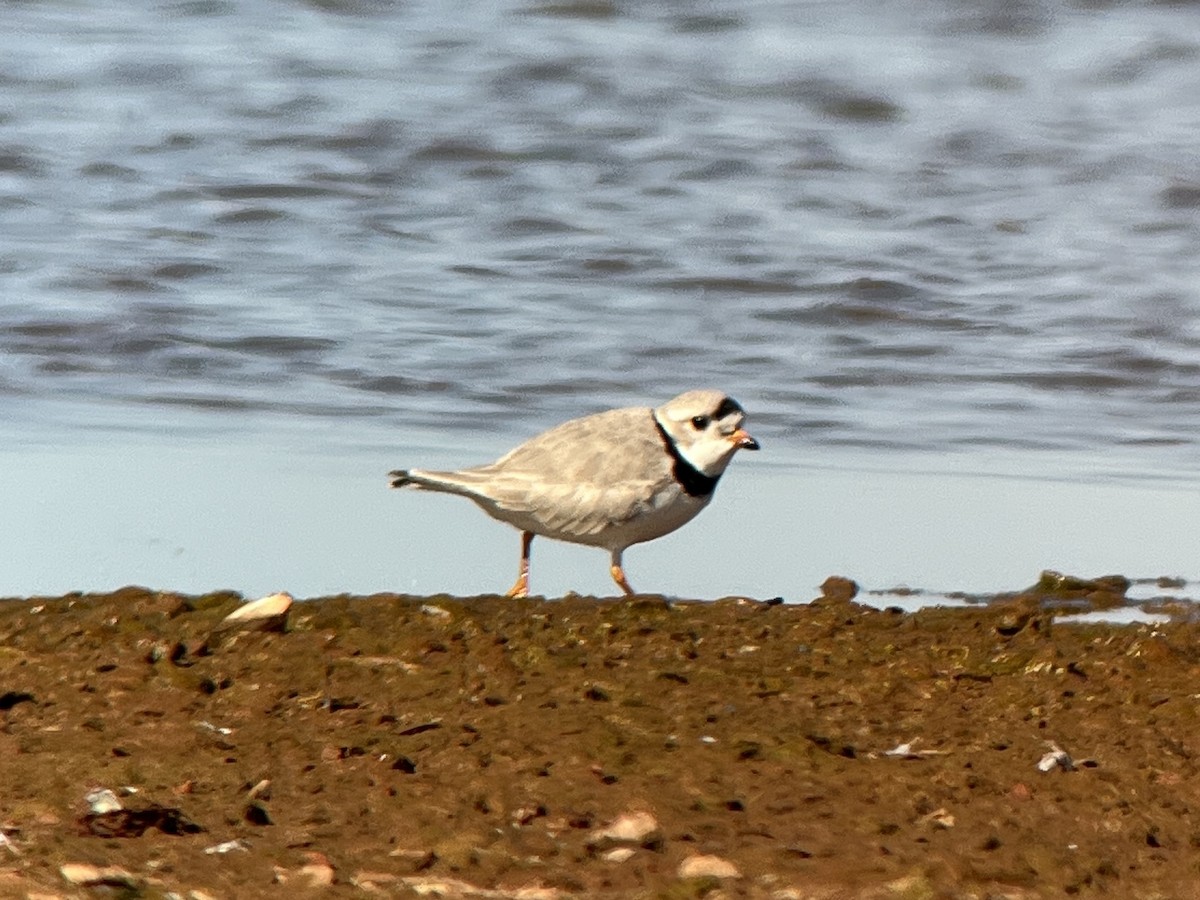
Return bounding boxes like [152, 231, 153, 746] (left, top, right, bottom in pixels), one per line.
[652, 414, 719, 498]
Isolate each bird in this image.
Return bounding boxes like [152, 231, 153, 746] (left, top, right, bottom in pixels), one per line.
[388, 389, 759, 597]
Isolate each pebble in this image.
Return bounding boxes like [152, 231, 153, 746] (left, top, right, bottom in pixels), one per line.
[388, 847, 438, 867]
[351, 870, 400, 892]
[601, 847, 637, 863]
[677, 854, 742, 879]
[588, 811, 663, 849]
[917, 807, 956, 829]
[247, 778, 271, 801]
[398, 877, 565, 898]
[511, 805, 544, 826]
[60, 863, 139, 888]
[819, 576, 858, 603]
[298, 852, 336, 887]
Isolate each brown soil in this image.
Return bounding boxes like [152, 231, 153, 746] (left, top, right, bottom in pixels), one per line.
[1, 579, 1198, 899]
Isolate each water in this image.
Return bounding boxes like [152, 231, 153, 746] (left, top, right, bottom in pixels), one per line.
[3, 1, 1200, 600]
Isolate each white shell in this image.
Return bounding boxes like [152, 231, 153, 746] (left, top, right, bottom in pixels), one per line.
[84, 787, 122, 814]
[1037, 741, 1074, 772]
[217, 592, 293, 631]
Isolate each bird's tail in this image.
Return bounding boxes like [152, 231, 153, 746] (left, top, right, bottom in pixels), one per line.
[388, 468, 488, 496]
[388, 468, 417, 489]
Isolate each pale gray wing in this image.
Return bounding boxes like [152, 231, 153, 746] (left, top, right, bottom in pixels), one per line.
[476, 406, 674, 533]
[492, 406, 665, 480]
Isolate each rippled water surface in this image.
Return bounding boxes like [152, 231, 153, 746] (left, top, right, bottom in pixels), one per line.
[3, 0, 1200, 596]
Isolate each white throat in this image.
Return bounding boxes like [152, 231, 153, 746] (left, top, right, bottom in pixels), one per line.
[655, 413, 734, 479]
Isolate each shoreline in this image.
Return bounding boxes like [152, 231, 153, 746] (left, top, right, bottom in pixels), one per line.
[1, 582, 1197, 897]
[5, 439, 1200, 602]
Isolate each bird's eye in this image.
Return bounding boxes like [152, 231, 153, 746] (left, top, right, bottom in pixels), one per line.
[690, 415, 710, 429]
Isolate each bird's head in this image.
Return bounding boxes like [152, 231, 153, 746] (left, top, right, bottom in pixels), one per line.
[654, 390, 759, 478]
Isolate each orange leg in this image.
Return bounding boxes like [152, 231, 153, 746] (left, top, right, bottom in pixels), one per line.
[609, 549, 635, 596]
[505, 531, 534, 598]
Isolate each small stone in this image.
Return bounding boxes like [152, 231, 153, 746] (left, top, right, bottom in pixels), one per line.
[602, 847, 636, 863]
[400, 877, 485, 896]
[511, 805, 545, 826]
[588, 811, 663, 850]
[60, 863, 139, 888]
[247, 779, 271, 800]
[399, 877, 567, 898]
[146, 642, 170, 663]
[351, 870, 400, 892]
[79, 804, 203, 838]
[819, 576, 858, 603]
[298, 851, 335, 887]
[917, 807, 956, 829]
[245, 801, 272, 826]
[886, 874, 934, 896]
[995, 604, 1037, 637]
[583, 683, 611, 702]
[387, 848, 438, 871]
[677, 854, 742, 879]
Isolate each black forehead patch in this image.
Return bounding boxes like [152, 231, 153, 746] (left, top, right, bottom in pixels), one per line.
[714, 396, 744, 419]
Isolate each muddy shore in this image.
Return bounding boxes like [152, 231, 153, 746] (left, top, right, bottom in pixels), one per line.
[1, 578, 1198, 899]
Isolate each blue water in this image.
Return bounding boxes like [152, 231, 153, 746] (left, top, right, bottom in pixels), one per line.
[3, 1, 1200, 600]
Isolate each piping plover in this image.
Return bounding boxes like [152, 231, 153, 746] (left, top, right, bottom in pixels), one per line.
[389, 389, 759, 597]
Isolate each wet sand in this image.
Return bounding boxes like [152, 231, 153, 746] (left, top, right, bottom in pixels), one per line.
[1, 579, 1197, 898]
